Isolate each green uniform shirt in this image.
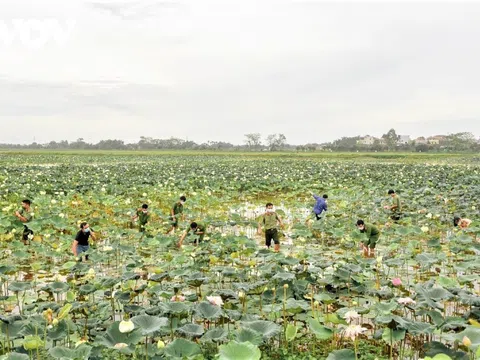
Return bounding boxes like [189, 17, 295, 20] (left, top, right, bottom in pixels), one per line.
[172, 202, 183, 216]
[19, 208, 32, 222]
[137, 210, 150, 226]
[391, 195, 401, 213]
[259, 212, 280, 230]
[364, 223, 379, 238]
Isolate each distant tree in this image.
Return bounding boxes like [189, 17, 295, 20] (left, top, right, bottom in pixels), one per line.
[266, 134, 287, 151]
[382, 129, 400, 150]
[331, 136, 362, 151]
[244, 133, 262, 149]
[445, 132, 477, 152]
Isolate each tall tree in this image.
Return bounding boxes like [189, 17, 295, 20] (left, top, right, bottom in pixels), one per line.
[382, 129, 399, 150]
[244, 133, 262, 149]
[266, 134, 287, 151]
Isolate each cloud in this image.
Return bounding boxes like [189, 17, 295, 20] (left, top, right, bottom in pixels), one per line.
[0, 0, 480, 144]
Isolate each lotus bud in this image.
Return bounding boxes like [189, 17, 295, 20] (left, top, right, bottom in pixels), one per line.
[463, 336, 472, 347]
[119, 320, 135, 333]
[283, 284, 289, 289]
[157, 340, 165, 349]
[238, 291, 245, 299]
[114, 343, 129, 349]
[75, 339, 87, 347]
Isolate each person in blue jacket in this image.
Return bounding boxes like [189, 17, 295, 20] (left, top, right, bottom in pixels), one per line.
[309, 192, 328, 221]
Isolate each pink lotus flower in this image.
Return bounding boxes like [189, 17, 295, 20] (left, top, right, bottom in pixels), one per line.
[206, 296, 224, 307]
[392, 278, 402, 287]
[171, 295, 185, 302]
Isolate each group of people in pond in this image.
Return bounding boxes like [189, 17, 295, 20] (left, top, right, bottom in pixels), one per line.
[13, 189, 473, 261]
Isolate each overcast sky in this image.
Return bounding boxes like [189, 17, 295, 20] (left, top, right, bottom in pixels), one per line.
[1, 0, 479, 145]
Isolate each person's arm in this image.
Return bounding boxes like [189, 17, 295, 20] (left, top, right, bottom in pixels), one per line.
[312, 192, 320, 200]
[72, 240, 79, 257]
[170, 204, 176, 218]
[257, 215, 264, 235]
[461, 219, 472, 228]
[323, 201, 328, 212]
[276, 214, 283, 228]
[132, 209, 140, 220]
[195, 226, 205, 235]
[90, 230, 97, 241]
[391, 197, 399, 211]
[14, 211, 28, 222]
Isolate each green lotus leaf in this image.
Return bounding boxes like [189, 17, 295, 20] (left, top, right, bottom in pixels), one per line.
[164, 338, 202, 358]
[218, 341, 261, 360]
[131, 315, 168, 336]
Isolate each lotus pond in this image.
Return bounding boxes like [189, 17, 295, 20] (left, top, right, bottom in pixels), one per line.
[0, 153, 479, 360]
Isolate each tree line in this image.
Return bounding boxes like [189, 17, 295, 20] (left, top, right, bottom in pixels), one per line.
[0, 130, 478, 152]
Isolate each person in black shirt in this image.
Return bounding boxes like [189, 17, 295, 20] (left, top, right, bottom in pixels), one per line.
[72, 222, 96, 261]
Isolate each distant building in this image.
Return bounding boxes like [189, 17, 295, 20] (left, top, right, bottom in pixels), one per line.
[397, 135, 411, 145]
[357, 135, 378, 146]
[415, 137, 428, 145]
[427, 135, 446, 145]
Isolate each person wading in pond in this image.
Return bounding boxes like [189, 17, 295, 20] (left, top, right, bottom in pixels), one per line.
[356, 220, 380, 258]
[384, 189, 401, 221]
[177, 221, 206, 248]
[454, 216, 472, 229]
[167, 196, 187, 234]
[14, 199, 33, 245]
[257, 203, 283, 252]
[307, 192, 328, 223]
[72, 222, 96, 261]
[132, 204, 150, 232]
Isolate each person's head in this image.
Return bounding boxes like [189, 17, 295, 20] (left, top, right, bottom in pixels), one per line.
[180, 196, 187, 204]
[388, 189, 395, 197]
[142, 204, 148, 213]
[323, 194, 328, 199]
[21, 199, 31, 209]
[190, 222, 198, 230]
[265, 203, 274, 213]
[80, 222, 90, 232]
[356, 220, 365, 231]
[453, 216, 461, 227]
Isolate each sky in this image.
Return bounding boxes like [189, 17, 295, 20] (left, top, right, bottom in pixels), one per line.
[1, 0, 480, 145]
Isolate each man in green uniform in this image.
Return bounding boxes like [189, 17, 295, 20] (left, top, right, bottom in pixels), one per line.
[257, 203, 283, 252]
[177, 221, 206, 247]
[14, 199, 33, 245]
[132, 204, 150, 232]
[167, 196, 187, 234]
[384, 189, 401, 221]
[356, 220, 380, 258]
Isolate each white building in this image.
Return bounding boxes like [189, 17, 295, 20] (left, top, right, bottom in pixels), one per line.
[357, 135, 378, 146]
[397, 135, 411, 145]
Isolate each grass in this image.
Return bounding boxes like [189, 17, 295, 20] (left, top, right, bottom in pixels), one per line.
[0, 149, 477, 162]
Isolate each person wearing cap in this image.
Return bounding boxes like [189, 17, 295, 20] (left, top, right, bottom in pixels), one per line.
[454, 216, 472, 229]
[356, 220, 380, 258]
[257, 203, 284, 252]
[177, 221, 206, 248]
[384, 189, 401, 221]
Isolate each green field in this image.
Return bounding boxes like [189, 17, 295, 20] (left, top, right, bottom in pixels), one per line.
[0, 152, 479, 360]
